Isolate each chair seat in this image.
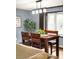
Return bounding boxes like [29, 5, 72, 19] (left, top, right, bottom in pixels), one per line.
[24, 40, 30, 42]
[48, 40, 56, 55]
[48, 40, 56, 45]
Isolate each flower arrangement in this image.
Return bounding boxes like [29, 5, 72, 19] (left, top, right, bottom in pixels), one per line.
[37, 29, 46, 34]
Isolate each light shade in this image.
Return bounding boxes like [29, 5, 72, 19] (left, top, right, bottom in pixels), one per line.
[43, 9, 47, 13]
[32, 11, 35, 14]
[36, 10, 39, 14]
[39, 9, 42, 13]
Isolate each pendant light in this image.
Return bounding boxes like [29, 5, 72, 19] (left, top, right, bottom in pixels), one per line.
[32, 0, 47, 14]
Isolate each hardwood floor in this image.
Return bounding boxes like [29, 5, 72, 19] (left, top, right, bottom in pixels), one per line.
[52, 48, 63, 59]
[42, 46, 63, 59]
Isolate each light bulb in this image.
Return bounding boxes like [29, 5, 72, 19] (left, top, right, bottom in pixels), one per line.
[36, 10, 38, 14]
[32, 11, 35, 14]
[43, 9, 46, 13]
[39, 9, 42, 13]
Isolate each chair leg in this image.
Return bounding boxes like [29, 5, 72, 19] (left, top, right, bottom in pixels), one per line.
[31, 42, 33, 47]
[29, 41, 31, 46]
[22, 40, 25, 44]
[50, 45, 52, 55]
[39, 43, 42, 49]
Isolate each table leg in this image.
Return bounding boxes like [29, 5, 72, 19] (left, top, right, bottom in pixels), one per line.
[56, 38, 59, 57]
[44, 39, 48, 53]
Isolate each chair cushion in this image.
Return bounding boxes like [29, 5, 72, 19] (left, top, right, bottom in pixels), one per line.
[48, 40, 56, 45]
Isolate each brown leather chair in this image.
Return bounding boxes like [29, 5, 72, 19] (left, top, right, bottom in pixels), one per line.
[45, 30, 58, 55]
[21, 32, 31, 45]
[31, 33, 44, 49]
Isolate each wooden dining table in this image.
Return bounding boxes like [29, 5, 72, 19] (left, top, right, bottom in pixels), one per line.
[40, 34, 59, 57]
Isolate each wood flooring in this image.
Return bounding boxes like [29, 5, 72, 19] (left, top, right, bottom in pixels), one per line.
[42, 46, 63, 59]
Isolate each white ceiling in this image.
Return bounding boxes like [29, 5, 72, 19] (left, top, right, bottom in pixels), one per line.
[16, 0, 63, 10]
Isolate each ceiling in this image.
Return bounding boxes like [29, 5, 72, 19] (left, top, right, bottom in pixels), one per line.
[16, 0, 63, 10]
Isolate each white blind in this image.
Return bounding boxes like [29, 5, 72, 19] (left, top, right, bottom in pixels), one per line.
[47, 13, 56, 30]
[47, 12, 63, 35]
[56, 12, 63, 35]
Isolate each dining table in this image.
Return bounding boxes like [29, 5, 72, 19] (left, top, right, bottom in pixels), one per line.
[40, 34, 59, 57]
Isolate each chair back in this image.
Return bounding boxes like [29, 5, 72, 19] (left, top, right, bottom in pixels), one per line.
[31, 33, 41, 44]
[21, 32, 30, 40]
[45, 30, 58, 35]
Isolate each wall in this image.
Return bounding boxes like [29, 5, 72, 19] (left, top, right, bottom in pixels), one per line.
[47, 6, 63, 12]
[30, 14, 39, 30]
[16, 9, 31, 43]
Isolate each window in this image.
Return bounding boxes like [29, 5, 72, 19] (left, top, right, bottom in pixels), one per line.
[46, 12, 63, 35]
[56, 12, 63, 35]
[47, 13, 56, 30]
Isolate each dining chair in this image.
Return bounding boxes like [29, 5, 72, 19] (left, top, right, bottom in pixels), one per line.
[21, 32, 31, 45]
[31, 33, 45, 49]
[45, 30, 58, 55]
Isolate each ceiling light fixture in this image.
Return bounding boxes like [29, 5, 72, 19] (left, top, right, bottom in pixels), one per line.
[32, 0, 46, 14]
